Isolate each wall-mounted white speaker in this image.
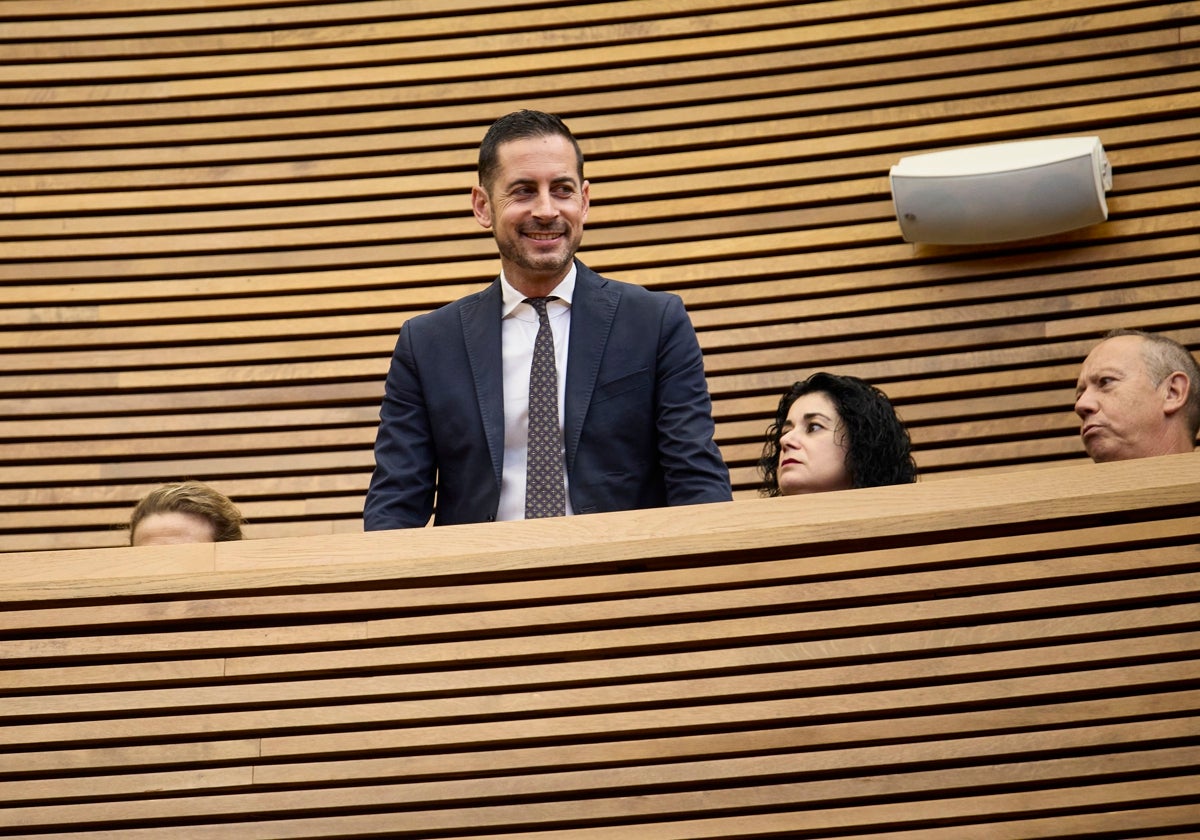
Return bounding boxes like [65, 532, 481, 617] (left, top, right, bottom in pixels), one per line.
[889, 136, 1112, 245]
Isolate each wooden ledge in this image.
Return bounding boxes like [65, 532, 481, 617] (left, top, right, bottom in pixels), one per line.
[4, 453, 1196, 602]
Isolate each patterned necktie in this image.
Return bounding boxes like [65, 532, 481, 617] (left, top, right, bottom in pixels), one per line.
[524, 296, 566, 518]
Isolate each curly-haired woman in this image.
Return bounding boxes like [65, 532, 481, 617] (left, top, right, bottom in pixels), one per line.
[759, 372, 917, 496]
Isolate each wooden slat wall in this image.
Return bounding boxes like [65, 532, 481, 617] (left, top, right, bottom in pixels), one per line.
[1, 1, 1198, 550]
[0, 455, 1197, 837]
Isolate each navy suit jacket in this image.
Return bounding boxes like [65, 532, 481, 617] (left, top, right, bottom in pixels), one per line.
[363, 261, 731, 529]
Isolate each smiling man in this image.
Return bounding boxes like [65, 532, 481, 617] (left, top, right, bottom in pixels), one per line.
[1074, 329, 1199, 462]
[364, 110, 731, 529]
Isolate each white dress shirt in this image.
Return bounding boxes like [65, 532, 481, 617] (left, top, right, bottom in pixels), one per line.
[496, 266, 575, 521]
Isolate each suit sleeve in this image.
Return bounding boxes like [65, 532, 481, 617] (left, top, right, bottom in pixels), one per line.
[654, 294, 734, 504]
[363, 324, 437, 529]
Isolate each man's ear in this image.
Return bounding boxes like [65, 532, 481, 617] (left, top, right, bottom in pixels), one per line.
[1161, 370, 1191, 417]
[471, 185, 492, 229]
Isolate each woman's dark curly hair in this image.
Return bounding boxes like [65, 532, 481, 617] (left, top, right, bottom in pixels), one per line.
[758, 372, 917, 496]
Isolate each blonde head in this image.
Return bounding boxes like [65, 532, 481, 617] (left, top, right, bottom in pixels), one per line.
[129, 481, 245, 545]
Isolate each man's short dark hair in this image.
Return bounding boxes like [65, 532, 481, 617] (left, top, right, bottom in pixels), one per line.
[478, 109, 584, 192]
[1103, 328, 1200, 436]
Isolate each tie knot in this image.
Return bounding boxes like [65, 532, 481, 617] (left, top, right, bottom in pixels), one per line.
[525, 296, 557, 318]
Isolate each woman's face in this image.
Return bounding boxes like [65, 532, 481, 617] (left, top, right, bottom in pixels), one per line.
[776, 391, 852, 495]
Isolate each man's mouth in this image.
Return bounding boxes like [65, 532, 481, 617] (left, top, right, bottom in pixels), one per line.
[524, 230, 563, 241]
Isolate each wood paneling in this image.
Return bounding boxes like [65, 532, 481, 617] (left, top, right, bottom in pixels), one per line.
[0, 456, 1196, 836]
[1, 1, 1198, 549]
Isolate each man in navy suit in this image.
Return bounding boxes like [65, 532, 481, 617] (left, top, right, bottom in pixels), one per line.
[364, 110, 731, 529]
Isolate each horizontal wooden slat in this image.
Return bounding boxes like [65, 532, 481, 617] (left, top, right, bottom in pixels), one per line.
[0, 715, 1187, 806]
[6, 511, 1189, 632]
[4, 453, 1195, 585]
[5, 612, 1195, 727]
[7, 774, 1197, 839]
[3, 555, 1193, 669]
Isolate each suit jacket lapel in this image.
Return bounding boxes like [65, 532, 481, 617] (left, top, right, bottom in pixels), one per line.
[565, 264, 618, 470]
[460, 280, 505, 489]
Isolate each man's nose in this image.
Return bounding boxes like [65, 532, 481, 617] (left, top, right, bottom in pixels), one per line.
[532, 189, 557, 219]
[1074, 389, 1096, 417]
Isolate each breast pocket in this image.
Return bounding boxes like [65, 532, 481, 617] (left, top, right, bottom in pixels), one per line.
[592, 367, 650, 404]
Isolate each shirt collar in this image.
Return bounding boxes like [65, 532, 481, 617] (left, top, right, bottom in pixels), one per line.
[500, 263, 577, 318]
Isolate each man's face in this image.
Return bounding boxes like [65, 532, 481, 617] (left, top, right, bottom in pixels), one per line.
[471, 134, 589, 293]
[1074, 335, 1170, 462]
